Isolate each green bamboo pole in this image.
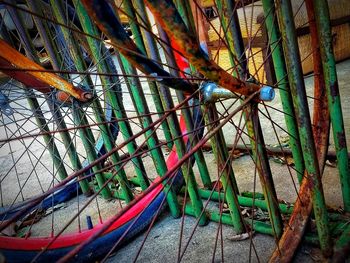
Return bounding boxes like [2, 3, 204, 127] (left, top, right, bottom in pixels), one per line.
[313, 0, 350, 212]
[276, 0, 331, 255]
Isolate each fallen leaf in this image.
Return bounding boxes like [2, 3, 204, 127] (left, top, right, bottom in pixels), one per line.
[227, 231, 254, 241]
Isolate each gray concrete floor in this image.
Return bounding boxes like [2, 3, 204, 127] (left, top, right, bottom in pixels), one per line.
[108, 214, 324, 263]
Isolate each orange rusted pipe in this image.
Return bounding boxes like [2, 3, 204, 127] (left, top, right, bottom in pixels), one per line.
[0, 38, 92, 102]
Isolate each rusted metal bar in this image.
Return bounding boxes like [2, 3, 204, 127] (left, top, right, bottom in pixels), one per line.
[82, 0, 197, 94]
[263, 0, 330, 258]
[0, 39, 91, 102]
[305, 0, 330, 175]
[0, 10, 69, 182]
[198, 142, 344, 161]
[269, 0, 332, 258]
[144, 0, 261, 97]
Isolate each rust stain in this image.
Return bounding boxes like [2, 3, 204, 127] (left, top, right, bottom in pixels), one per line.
[330, 83, 339, 99]
[56, 91, 73, 103]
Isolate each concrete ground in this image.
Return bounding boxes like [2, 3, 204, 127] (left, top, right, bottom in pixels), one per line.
[108, 214, 320, 263]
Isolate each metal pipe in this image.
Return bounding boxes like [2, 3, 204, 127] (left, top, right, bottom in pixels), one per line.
[82, 0, 198, 93]
[261, 0, 305, 182]
[72, 0, 136, 202]
[25, 1, 92, 195]
[4, 7, 70, 182]
[216, 0, 283, 238]
[313, 0, 350, 212]
[129, 0, 207, 224]
[113, 3, 181, 217]
[144, 0, 261, 97]
[275, 0, 331, 256]
[177, 0, 246, 230]
[50, 0, 112, 199]
[156, 25, 213, 189]
[198, 142, 345, 161]
[121, 0, 174, 150]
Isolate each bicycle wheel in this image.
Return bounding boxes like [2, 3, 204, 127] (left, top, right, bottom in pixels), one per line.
[0, 0, 349, 262]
